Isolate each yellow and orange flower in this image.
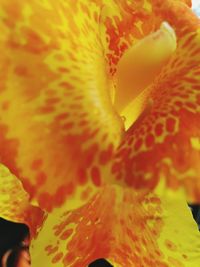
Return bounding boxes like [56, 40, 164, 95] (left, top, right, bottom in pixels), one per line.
[0, 0, 200, 266]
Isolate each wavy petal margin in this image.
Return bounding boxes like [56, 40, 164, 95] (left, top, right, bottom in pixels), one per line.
[0, 164, 45, 236]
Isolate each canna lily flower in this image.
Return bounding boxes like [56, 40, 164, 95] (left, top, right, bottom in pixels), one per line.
[1, 0, 200, 266]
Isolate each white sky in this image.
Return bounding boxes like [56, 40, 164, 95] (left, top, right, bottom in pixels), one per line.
[192, 0, 200, 8]
[192, 0, 200, 15]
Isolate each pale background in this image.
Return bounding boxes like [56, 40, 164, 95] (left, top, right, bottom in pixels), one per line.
[192, 0, 200, 16]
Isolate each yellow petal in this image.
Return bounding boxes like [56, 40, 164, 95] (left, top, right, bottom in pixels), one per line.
[155, 185, 200, 267]
[0, 164, 44, 236]
[30, 185, 200, 266]
[0, 0, 124, 211]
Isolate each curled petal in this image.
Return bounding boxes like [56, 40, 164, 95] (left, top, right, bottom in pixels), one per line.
[30, 185, 200, 266]
[116, 21, 177, 128]
[0, 164, 45, 236]
[115, 21, 177, 112]
[100, 0, 191, 126]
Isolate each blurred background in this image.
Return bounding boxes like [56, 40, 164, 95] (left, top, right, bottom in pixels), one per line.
[192, 0, 200, 16]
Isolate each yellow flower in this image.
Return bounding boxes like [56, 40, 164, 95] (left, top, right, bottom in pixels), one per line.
[0, 0, 200, 266]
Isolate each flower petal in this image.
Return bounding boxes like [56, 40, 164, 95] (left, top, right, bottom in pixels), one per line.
[110, 1, 200, 202]
[115, 21, 177, 128]
[30, 185, 200, 266]
[0, 0, 124, 211]
[0, 164, 45, 236]
[100, 1, 188, 78]
[100, 0, 190, 126]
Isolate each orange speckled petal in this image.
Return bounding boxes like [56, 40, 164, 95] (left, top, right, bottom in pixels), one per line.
[30, 185, 200, 267]
[100, 0, 161, 77]
[0, 164, 45, 237]
[110, 1, 200, 202]
[0, 0, 124, 211]
[99, 0, 190, 121]
[100, 0, 189, 75]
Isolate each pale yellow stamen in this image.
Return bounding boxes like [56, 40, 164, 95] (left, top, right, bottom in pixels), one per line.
[115, 22, 177, 129]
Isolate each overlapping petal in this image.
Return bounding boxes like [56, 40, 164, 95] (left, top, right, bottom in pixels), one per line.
[110, 0, 200, 202]
[1, 0, 200, 266]
[100, 0, 191, 77]
[0, 0, 196, 210]
[0, 164, 45, 236]
[30, 185, 200, 266]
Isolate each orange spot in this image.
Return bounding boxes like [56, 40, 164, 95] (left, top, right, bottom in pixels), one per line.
[39, 106, 55, 114]
[36, 172, 47, 186]
[165, 239, 177, 251]
[59, 81, 74, 90]
[46, 97, 60, 105]
[77, 168, 88, 185]
[55, 113, 69, 121]
[60, 229, 73, 240]
[45, 245, 52, 251]
[155, 123, 163, 136]
[45, 245, 58, 256]
[99, 144, 113, 165]
[182, 254, 188, 259]
[166, 118, 176, 132]
[81, 186, 92, 200]
[79, 120, 88, 126]
[91, 166, 101, 186]
[58, 67, 69, 73]
[63, 252, 75, 265]
[145, 134, 155, 147]
[14, 66, 29, 76]
[2, 101, 10, 110]
[52, 252, 63, 264]
[62, 122, 74, 130]
[175, 101, 183, 108]
[31, 159, 43, 170]
[111, 162, 121, 174]
[134, 139, 143, 150]
[54, 184, 74, 207]
[22, 27, 54, 53]
[80, 2, 91, 17]
[84, 144, 99, 166]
